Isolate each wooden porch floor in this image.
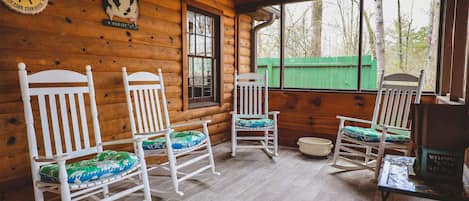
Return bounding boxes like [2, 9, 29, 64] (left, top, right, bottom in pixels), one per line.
[2, 142, 430, 201]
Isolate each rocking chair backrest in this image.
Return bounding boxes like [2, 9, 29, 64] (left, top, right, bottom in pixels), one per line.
[122, 68, 170, 137]
[371, 70, 424, 130]
[234, 71, 269, 119]
[18, 63, 103, 160]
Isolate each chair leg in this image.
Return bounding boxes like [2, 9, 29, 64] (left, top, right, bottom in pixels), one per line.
[375, 145, 385, 179]
[137, 142, 152, 201]
[231, 122, 237, 157]
[273, 128, 278, 156]
[31, 164, 44, 201]
[166, 144, 183, 196]
[204, 124, 220, 175]
[365, 146, 371, 164]
[102, 186, 109, 198]
[332, 120, 345, 165]
[58, 160, 71, 201]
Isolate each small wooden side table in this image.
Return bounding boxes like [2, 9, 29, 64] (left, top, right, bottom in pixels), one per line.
[378, 155, 469, 201]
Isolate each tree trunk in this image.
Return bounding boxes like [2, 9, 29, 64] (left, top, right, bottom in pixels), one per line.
[364, 11, 377, 59]
[397, 0, 403, 70]
[374, 0, 386, 79]
[311, 0, 322, 57]
[427, 0, 440, 66]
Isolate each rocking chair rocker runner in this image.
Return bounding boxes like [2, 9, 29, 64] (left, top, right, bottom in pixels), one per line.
[18, 63, 152, 201]
[122, 67, 219, 196]
[231, 71, 280, 157]
[332, 70, 424, 179]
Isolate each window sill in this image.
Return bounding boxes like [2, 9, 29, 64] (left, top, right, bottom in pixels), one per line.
[268, 88, 438, 96]
[436, 95, 465, 105]
[189, 101, 220, 109]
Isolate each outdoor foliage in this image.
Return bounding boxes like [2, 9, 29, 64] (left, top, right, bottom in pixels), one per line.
[257, 0, 440, 91]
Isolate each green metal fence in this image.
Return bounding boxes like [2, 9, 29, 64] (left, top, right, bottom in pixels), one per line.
[257, 55, 377, 90]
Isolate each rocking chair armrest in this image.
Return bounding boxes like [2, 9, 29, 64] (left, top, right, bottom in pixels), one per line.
[336, 115, 373, 125]
[33, 155, 70, 163]
[170, 119, 212, 129]
[268, 111, 280, 116]
[380, 124, 411, 132]
[101, 138, 135, 146]
[230, 111, 237, 115]
[134, 128, 173, 141]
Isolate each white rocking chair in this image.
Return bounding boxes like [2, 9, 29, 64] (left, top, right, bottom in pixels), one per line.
[122, 67, 219, 196]
[332, 70, 424, 179]
[231, 71, 279, 157]
[18, 63, 152, 201]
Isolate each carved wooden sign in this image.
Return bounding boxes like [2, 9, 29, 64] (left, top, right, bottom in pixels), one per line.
[102, 0, 139, 30]
[2, 0, 48, 14]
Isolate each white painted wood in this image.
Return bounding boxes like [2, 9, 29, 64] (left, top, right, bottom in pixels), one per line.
[143, 89, 154, 132]
[122, 67, 218, 196]
[138, 89, 149, 133]
[237, 72, 263, 80]
[19, 64, 151, 201]
[68, 94, 82, 151]
[383, 73, 419, 82]
[127, 72, 160, 82]
[148, 89, 159, 131]
[332, 70, 425, 180]
[132, 90, 142, 133]
[48, 94, 63, 155]
[29, 87, 89, 96]
[153, 88, 164, 130]
[37, 95, 53, 157]
[396, 90, 407, 127]
[240, 85, 244, 114]
[232, 70, 279, 158]
[28, 70, 88, 83]
[77, 93, 90, 149]
[59, 93, 73, 153]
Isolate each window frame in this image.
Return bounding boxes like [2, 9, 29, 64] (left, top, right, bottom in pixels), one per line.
[254, 0, 444, 94]
[182, 0, 224, 110]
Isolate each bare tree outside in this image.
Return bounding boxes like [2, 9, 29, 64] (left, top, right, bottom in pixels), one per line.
[256, 0, 440, 91]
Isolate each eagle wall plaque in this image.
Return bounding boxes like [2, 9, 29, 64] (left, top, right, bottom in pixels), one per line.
[102, 0, 139, 30]
[2, 0, 48, 14]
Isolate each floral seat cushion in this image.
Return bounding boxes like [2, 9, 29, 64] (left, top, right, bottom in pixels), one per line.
[40, 150, 138, 184]
[235, 118, 274, 128]
[341, 126, 410, 143]
[142, 131, 206, 150]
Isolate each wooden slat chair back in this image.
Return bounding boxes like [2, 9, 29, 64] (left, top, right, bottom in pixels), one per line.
[234, 71, 269, 119]
[231, 70, 279, 158]
[19, 64, 103, 163]
[122, 68, 171, 139]
[122, 67, 219, 196]
[19, 63, 151, 201]
[332, 70, 424, 179]
[372, 71, 424, 132]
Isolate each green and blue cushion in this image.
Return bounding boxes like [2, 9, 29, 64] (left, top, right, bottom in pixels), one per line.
[142, 130, 206, 151]
[40, 150, 138, 184]
[341, 126, 410, 143]
[235, 118, 274, 128]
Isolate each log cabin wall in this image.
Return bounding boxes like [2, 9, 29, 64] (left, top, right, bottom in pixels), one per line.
[269, 90, 435, 147]
[0, 0, 252, 188]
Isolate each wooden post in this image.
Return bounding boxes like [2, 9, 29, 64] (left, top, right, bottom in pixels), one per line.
[450, 0, 469, 101]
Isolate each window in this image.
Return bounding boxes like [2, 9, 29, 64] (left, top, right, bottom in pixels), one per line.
[254, 0, 442, 92]
[256, 5, 281, 88]
[361, 0, 441, 91]
[185, 4, 222, 108]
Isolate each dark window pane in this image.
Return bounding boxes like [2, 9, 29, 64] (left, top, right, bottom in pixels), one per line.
[187, 7, 218, 104]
